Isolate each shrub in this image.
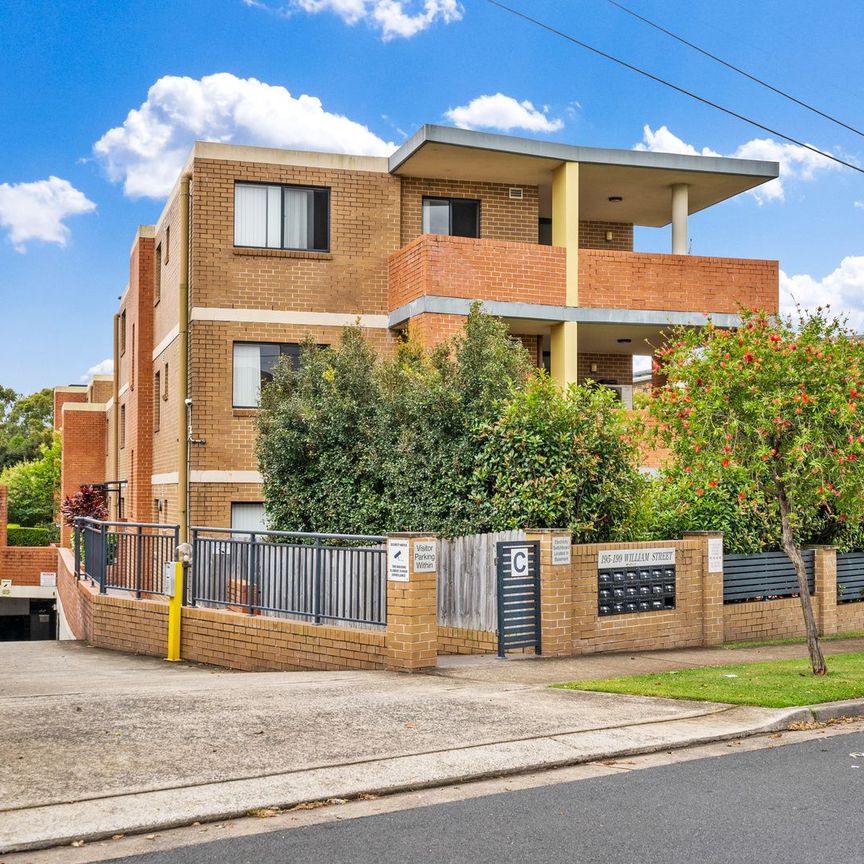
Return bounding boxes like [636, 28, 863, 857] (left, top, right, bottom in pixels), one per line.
[0, 435, 61, 527]
[6, 525, 53, 546]
[472, 375, 644, 542]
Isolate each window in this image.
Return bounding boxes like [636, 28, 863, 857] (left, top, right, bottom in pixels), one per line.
[120, 405, 126, 449]
[422, 197, 480, 238]
[154, 244, 162, 304]
[234, 183, 329, 251]
[154, 371, 161, 432]
[233, 342, 302, 408]
[231, 502, 267, 533]
[538, 217, 553, 246]
[120, 310, 127, 354]
[163, 363, 169, 400]
[130, 324, 135, 391]
[164, 225, 170, 263]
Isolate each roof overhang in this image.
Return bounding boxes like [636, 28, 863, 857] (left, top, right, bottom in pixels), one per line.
[389, 125, 779, 227]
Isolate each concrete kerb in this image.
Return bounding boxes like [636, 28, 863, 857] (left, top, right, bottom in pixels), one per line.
[4, 697, 864, 854]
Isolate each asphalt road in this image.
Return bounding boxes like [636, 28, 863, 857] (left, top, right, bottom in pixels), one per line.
[101, 731, 864, 864]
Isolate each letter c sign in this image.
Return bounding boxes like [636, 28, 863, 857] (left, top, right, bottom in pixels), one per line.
[510, 546, 530, 578]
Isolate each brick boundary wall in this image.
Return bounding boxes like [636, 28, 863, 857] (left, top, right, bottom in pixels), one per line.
[55, 541, 864, 670]
[56, 549, 387, 671]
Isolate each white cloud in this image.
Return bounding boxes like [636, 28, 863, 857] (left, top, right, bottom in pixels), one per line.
[82, 358, 114, 382]
[0, 176, 95, 252]
[855, 201, 864, 210]
[635, 124, 840, 204]
[780, 257, 864, 331]
[93, 73, 396, 199]
[444, 93, 564, 133]
[246, 0, 462, 40]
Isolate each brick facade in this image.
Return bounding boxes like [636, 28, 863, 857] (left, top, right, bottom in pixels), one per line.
[0, 547, 57, 585]
[59, 406, 106, 545]
[400, 178, 539, 246]
[578, 221, 633, 251]
[579, 250, 779, 314]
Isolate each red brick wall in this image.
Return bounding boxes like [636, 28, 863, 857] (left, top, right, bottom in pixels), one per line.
[579, 250, 779, 314]
[0, 547, 57, 584]
[53, 389, 88, 430]
[389, 234, 566, 311]
[59, 408, 107, 545]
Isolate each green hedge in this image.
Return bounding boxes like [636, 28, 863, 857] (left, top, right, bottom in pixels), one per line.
[6, 525, 55, 546]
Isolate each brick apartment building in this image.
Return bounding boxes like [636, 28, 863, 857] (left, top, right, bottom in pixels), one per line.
[55, 124, 780, 541]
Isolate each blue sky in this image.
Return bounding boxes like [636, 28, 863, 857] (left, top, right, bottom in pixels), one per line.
[1, 0, 862, 393]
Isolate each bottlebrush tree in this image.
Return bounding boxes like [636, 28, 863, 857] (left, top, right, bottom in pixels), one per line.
[651, 308, 864, 675]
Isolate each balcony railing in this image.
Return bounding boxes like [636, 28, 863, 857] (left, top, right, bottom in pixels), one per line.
[389, 234, 566, 311]
[578, 249, 779, 315]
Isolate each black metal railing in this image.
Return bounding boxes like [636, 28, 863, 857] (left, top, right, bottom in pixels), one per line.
[74, 517, 180, 596]
[190, 527, 387, 626]
[723, 550, 815, 604]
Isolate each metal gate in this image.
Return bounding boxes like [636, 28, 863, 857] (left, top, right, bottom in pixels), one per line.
[496, 540, 541, 657]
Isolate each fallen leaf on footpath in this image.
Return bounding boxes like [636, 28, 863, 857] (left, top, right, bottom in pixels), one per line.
[71, 840, 85, 848]
[249, 807, 281, 818]
[357, 792, 378, 800]
[112, 834, 125, 840]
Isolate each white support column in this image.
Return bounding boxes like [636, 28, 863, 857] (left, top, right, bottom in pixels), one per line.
[671, 183, 689, 255]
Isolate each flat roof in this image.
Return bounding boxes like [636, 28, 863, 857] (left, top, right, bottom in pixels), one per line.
[389, 125, 780, 227]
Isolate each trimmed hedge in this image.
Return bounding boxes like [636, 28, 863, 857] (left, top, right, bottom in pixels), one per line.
[6, 525, 54, 547]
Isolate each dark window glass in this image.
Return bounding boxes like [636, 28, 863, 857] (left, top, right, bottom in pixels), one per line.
[422, 197, 480, 238]
[450, 199, 480, 238]
[235, 183, 330, 251]
[538, 218, 553, 246]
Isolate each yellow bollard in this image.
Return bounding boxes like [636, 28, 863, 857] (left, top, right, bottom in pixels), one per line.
[166, 560, 184, 661]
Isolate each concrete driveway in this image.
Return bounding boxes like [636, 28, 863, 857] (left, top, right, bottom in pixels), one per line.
[1, 641, 719, 811]
[2, 641, 818, 852]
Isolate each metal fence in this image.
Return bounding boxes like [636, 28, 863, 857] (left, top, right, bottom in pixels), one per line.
[190, 527, 387, 626]
[723, 550, 815, 604]
[837, 553, 864, 604]
[74, 517, 180, 596]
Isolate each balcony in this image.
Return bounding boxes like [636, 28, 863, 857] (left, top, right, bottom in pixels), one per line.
[578, 249, 779, 315]
[389, 234, 566, 313]
[389, 236, 779, 321]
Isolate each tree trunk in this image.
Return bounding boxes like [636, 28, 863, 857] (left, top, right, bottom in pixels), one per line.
[776, 481, 827, 675]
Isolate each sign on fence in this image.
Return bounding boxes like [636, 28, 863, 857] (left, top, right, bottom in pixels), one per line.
[552, 536, 571, 566]
[708, 538, 724, 574]
[598, 547, 676, 569]
[388, 538, 409, 581]
[413, 541, 437, 573]
[0, 579, 10, 597]
[40, 572, 56, 587]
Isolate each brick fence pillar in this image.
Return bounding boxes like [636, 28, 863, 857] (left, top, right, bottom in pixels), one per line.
[385, 533, 438, 672]
[684, 531, 724, 647]
[0, 485, 7, 547]
[810, 546, 838, 636]
[526, 529, 573, 657]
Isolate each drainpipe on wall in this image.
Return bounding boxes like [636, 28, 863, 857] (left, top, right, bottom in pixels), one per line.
[178, 174, 192, 544]
[112, 313, 120, 519]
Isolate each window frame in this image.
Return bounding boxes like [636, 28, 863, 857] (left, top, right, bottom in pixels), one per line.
[119, 404, 126, 450]
[421, 195, 481, 239]
[232, 341, 305, 409]
[154, 371, 161, 433]
[154, 243, 162, 305]
[233, 181, 331, 253]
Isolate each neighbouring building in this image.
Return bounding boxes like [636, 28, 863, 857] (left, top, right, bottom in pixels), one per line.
[55, 124, 780, 541]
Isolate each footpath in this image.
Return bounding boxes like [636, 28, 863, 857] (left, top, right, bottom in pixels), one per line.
[2, 638, 864, 853]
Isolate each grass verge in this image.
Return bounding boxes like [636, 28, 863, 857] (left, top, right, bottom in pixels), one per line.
[553, 651, 864, 708]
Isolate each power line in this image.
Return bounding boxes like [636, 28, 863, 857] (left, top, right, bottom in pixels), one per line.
[603, 0, 864, 140]
[484, 0, 864, 175]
